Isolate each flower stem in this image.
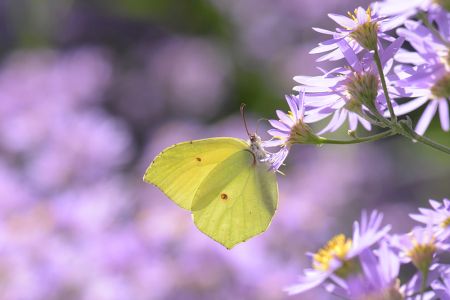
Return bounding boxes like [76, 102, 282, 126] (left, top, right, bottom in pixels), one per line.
[420, 270, 429, 300]
[419, 12, 450, 47]
[318, 130, 394, 145]
[401, 127, 450, 154]
[373, 48, 397, 123]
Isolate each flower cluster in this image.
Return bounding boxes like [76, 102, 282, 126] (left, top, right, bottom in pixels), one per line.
[286, 198, 450, 299]
[264, 1, 450, 171]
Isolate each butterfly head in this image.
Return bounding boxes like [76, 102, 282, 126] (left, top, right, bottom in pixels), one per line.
[240, 104, 268, 161]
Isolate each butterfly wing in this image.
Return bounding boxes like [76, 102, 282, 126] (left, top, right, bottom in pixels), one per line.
[143, 138, 248, 210]
[192, 150, 278, 249]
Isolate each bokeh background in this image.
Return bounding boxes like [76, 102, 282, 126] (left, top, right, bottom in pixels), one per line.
[0, 0, 449, 299]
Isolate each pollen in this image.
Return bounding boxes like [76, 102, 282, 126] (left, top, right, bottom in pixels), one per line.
[313, 234, 352, 272]
[441, 216, 450, 228]
[406, 234, 437, 273]
[347, 7, 372, 23]
[346, 7, 379, 50]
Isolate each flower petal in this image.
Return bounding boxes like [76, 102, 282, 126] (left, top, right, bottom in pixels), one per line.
[328, 13, 356, 29]
[415, 100, 439, 135]
[268, 119, 290, 132]
[438, 99, 449, 131]
[392, 96, 429, 116]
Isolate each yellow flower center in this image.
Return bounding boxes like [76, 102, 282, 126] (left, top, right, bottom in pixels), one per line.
[347, 7, 372, 23]
[347, 7, 379, 50]
[430, 72, 450, 99]
[407, 234, 437, 273]
[313, 234, 352, 272]
[442, 216, 450, 228]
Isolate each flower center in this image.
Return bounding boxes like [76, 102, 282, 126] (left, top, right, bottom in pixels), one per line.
[407, 236, 437, 273]
[430, 72, 450, 99]
[313, 234, 352, 272]
[351, 22, 379, 51]
[435, 0, 450, 11]
[442, 216, 450, 228]
[345, 72, 379, 111]
[348, 8, 379, 50]
[287, 112, 320, 144]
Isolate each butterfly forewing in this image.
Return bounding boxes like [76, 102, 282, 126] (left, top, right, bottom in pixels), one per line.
[143, 138, 248, 210]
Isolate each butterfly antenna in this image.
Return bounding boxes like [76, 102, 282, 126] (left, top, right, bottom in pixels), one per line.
[240, 103, 251, 137]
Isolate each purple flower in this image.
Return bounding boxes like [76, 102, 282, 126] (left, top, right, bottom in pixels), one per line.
[285, 211, 391, 295]
[410, 199, 450, 243]
[392, 17, 450, 135]
[310, 6, 399, 61]
[296, 38, 404, 134]
[431, 265, 450, 299]
[372, 0, 448, 22]
[263, 91, 318, 170]
[327, 241, 403, 300]
[390, 226, 449, 274]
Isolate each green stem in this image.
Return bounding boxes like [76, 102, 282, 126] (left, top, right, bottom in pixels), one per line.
[420, 270, 428, 300]
[419, 12, 450, 47]
[317, 130, 394, 145]
[402, 127, 450, 154]
[373, 48, 397, 123]
[368, 108, 391, 128]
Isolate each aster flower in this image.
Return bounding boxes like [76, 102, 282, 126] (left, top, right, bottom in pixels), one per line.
[431, 265, 450, 299]
[390, 226, 449, 275]
[285, 211, 391, 295]
[372, 0, 449, 21]
[296, 37, 404, 134]
[409, 199, 450, 243]
[342, 241, 403, 300]
[310, 6, 400, 62]
[392, 17, 450, 135]
[401, 264, 443, 299]
[263, 91, 319, 170]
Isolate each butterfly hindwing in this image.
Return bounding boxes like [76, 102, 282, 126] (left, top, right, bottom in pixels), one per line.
[192, 150, 278, 249]
[143, 138, 248, 210]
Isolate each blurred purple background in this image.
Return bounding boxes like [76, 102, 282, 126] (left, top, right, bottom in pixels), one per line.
[0, 0, 449, 299]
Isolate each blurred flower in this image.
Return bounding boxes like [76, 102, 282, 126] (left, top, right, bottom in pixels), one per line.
[285, 211, 391, 295]
[0, 48, 113, 154]
[392, 16, 450, 135]
[372, 0, 447, 21]
[431, 265, 450, 299]
[347, 242, 402, 300]
[326, 241, 403, 300]
[410, 199, 450, 244]
[390, 226, 448, 275]
[148, 38, 230, 118]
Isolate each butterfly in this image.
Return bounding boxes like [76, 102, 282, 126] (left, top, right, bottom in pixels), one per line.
[143, 111, 278, 249]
